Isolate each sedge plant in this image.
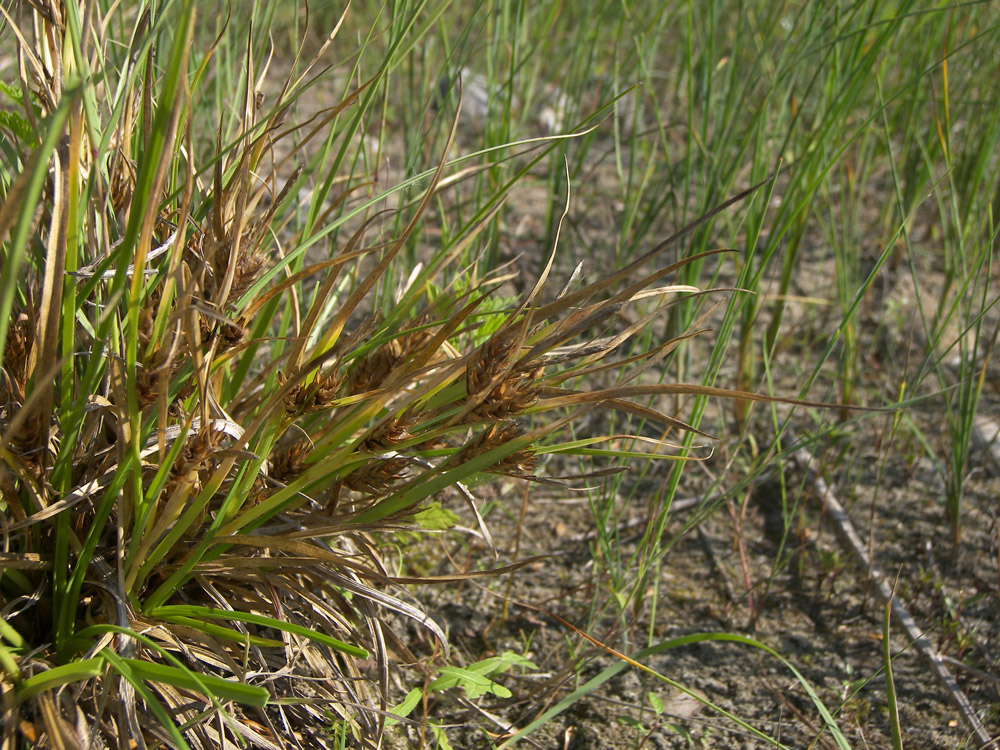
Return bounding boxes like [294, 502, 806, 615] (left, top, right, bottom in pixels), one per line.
[0, 2, 852, 747]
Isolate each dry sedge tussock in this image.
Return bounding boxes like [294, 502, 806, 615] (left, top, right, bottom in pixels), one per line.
[0, 3, 800, 748]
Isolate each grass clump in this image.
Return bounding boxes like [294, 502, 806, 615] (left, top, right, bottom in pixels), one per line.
[0, 2, 777, 746]
[6, 0, 995, 747]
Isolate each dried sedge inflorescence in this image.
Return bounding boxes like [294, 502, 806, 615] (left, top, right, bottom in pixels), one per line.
[213, 318, 248, 351]
[193, 304, 248, 354]
[134, 355, 194, 410]
[108, 146, 137, 219]
[0, 306, 35, 406]
[269, 439, 312, 484]
[348, 316, 437, 394]
[458, 421, 537, 478]
[170, 224, 261, 354]
[465, 332, 543, 421]
[167, 425, 226, 489]
[204, 242, 268, 313]
[339, 415, 425, 498]
[343, 455, 411, 496]
[281, 366, 344, 415]
[493, 445, 538, 478]
[201, 208, 270, 299]
[1, 305, 52, 460]
[362, 413, 418, 452]
[134, 360, 162, 409]
[375, 411, 454, 455]
[227, 244, 268, 306]
[135, 314, 195, 411]
[195, 305, 253, 355]
[130, 230, 227, 408]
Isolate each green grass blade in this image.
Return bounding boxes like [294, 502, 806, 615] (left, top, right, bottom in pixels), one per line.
[150, 604, 368, 658]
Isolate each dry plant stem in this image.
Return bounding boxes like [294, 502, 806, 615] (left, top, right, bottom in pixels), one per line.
[727, 493, 758, 628]
[937, 655, 1000, 688]
[792, 443, 997, 749]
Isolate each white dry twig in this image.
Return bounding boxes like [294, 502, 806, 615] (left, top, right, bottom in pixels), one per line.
[792, 443, 998, 750]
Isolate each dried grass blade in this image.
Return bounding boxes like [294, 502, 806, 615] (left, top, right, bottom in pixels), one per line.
[530, 175, 771, 321]
[537, 383, 883, 412]
[510, 157, 572, 318]
[237, 242, 381, 320]
[6, 471, 114, 531]
[29, 143, 67, 445]
[0, 94, 73, 376]
[286, 2, 351, 96]
[325, 572, 449, 658]
[0, 358, 64, 459]
[519, 250, 729, 368]
[563, 327, 709, 382]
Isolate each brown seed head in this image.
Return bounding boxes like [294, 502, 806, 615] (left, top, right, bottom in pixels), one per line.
[228, 248, 267, 305]
[363, 413, 417, 452]
[283, 367, 344, 415]
[348, 317, 437, 394]
[466, 335, 542, 420]
[270, 440, 311, 483]
[458, 421, 536, 477]
[171, 424, 225, 479]
[1, 308, 33, 404]
[344, 455, 411, 496]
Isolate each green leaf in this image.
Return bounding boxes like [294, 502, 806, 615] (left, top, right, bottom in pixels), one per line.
[429, 667, 511, 699]
[0, 618, 26, 650]
[16, 658, 104, 700]
[150, 605, 369, 658]
[884, 598, 903, 750]
[430, 722, 455, 750]
[667, 723, 695, 742]
[464, 651, 537, 678]
[0, 643, 23, 682]
[413, 502, 459, 530]
[386, 687, 423, 727]
[102, 651, 191, 750]
[155, 614, 284, 649]
[0, 81, 22, 102]
[648, 691, 665, 715]
[121, 658, 269, 707]
[497, 632, 852, 750]
[0, 111, 32, 142]
[495, 651, 538, 671]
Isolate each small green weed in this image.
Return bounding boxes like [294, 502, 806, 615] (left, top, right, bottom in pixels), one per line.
[384, 651, 539, 747]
